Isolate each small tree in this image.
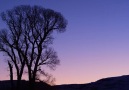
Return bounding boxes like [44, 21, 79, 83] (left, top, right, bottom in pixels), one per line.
[0, 5, 67, 90]
[0, 28, 26, 90]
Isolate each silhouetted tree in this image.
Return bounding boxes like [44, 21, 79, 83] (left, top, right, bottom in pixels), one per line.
[0, 28, 25, 90]
[0, 5, 67, 90]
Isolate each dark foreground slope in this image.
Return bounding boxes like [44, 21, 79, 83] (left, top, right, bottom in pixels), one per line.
[1, 75, 129, 90]
[0, 80, 52, 90]
[54, 75, 129, 90]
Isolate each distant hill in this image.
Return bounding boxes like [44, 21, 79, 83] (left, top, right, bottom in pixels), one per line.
[54, 75, 129, 90]
[1, 75, 129, 90]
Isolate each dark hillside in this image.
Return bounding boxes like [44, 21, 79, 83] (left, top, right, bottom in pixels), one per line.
[1, 75, 129, 90]
[0, 80, 52, 90]
[53, 75, 129, 90]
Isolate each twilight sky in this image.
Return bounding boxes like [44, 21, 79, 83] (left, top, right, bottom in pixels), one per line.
[0, 0, 129, 85]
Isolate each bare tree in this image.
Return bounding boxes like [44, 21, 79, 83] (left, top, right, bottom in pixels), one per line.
[0, 28, 26, 90]
[0, 5, 67, 90]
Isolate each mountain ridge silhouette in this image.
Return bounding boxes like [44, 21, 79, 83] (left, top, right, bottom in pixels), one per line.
[1, 75, 129, 90]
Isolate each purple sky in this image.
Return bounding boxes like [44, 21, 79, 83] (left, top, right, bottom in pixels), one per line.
[0, 0, 129, 85]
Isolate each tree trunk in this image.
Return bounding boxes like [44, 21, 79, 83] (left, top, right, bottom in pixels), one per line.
[8, 62, 14, 90]
[16, 75, 22, 90]
[28, 66, 35, 90]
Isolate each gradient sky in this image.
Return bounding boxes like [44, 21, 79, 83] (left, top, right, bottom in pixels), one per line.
[0, 0, 129, 85]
